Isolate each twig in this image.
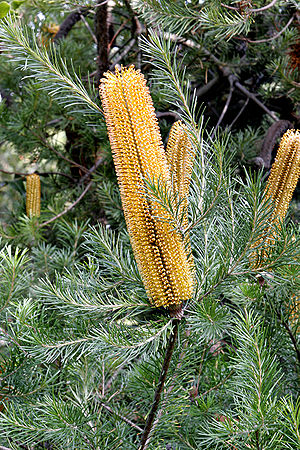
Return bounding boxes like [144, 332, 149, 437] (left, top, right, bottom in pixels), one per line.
[196, 75, 219, 98]
[110, 38, 136, 69]
[211, 74, 234, 138]
[279, 313, 300, 365]
[221, 0, 277, 13]
[237, 15, 294, 44]
[142, 329, 191, 449]
[53, 7, 90, 43]
[228, 97, 249, 129]
[80, 13, 97, 44]
[252, 120, 293, 169]
[79, 156, 105, 184]
[32, 131, 89, 174]
[155, 111, 181, 120]
[0, 169, 75, 182]
[95, 1, 109, 85]
[234, 79, 278, 121]
[139, 320, 179, 450]
[250, 0, 277, 13]
[108, 20, 129, 51]
[164, 33, 279, 122]
[196, 345, 207, 394]
[109, 6, 142, 69]
[255, 430, 260, 450]
[38, 181, 92, 228]
[101, 403, 143, 432]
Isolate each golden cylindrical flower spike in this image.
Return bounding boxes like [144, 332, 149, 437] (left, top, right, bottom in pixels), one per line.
[265, 129, 300, 222]
[100, 66, 194, 308]
[166, 121, 195, 200]
[251, 130, 300, 268]
[26, 173, 41, 218]
[166, 120, 195, 269]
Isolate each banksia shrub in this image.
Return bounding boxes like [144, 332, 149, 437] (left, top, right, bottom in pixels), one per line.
[100, 66, 194, 309]
[26, 173, 41, 218]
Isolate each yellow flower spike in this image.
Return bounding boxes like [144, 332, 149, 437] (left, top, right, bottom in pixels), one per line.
[100, 66, 194, 309]
[166, 120, 196, 271]
[251, 130, 300, 268]
[166, 121, 195, 200]
[265, 129, 300, 222]
[26, 173, 41, 218]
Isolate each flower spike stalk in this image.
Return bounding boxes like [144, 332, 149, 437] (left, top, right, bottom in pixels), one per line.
[26, 173, 41, 218]
[100, 66, 194, 309]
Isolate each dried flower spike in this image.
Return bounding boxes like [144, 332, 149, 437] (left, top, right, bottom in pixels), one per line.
[26, 173, 41, 218]
[100, 66, 194, 308]
[266, 129, 300, 222]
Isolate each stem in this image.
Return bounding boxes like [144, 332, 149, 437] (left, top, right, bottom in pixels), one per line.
[139, 320, 179, 449]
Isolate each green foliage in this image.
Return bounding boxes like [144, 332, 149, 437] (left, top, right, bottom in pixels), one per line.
[0, 0, 299, 448]
[0, 2, 10, 19]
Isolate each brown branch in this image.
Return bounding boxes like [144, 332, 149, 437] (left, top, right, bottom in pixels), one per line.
[95, 2, 109, 85]
[211, 74, 235, 138]
[250, 0, 277, 13]
[110, 3, 142, 69]
[221, 0, 278, 13]
[228, 97, 249, 129]
[139, 320, 179, 450]
[279, 312, 300, 365]
[237, 15, 294, 44]
[165, 33, 279, 122]
[252, 120, 293, 169]
[32, 132, 89, 174]
[38, 181, 92, 228]
[155, 111, 181, 120]
[53, 7, 90, 43]
[0, 169, 75, 182]
[79, 156, 105, 184]
[234, 79, 278, 121]
[195, 75, 219, 98]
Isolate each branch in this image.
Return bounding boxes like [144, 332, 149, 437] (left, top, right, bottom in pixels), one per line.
[237, 15, 294, 44]
[277, 311, 300, 365]
[211, 74, 234, 138]
[79, 156, 105, 184]
[53, 7, 90, 43]
[252, 120, 293, 169]
[95, 2, 109, 85]
[165, 33, 279, 122]
[32, 131, 89, 174]
[38, 181, 93, 228]
[221, 0, 278, 13]
[0, 168, 75, 182]
[139, 320, 179, 449]
[250, 0, 278, 13]
[228, 97, 249, 129]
